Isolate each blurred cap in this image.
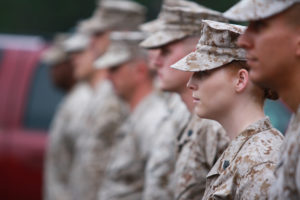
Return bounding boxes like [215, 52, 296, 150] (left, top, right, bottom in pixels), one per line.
[171, 20, 246, 72]
[63, 33, 90, 53]
[140, 0, 228, 49]
[94, 31, 146, 69]
[41, 33, 69, 65]
[224, 0, 300, 21]
[139, 0, 178, 33]
[139, 18, 164, 34]
[81, 0, 146, 35]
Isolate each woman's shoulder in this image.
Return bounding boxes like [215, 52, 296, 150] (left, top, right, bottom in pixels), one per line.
[235, 128, 284, 173]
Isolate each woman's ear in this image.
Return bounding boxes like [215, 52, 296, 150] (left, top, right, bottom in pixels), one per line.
[235, 69, 249, 93]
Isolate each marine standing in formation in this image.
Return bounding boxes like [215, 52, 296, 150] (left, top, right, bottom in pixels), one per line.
[43, 0, 300, 200]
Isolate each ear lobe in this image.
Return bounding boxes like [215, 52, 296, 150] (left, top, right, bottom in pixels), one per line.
[235, 69, 249, 93]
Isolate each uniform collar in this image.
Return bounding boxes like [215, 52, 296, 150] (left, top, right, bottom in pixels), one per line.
[207, 117, 272, 178]
[287, 105, 300, 133]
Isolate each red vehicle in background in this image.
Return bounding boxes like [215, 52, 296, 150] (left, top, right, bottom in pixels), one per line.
[0, 34, 64, 200]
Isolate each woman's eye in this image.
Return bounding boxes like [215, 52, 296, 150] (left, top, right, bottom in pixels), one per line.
[193, 71, 210, 79]
[249, 20, 267, 32]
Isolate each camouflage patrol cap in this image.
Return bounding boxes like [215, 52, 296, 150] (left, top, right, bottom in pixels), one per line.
[94, 31, 146, 69]
[171, 20, 246, 72]
[63, 33, 90, 53]
[41, 33, 69, 65]
[77, 12, 103, 35]
[140, 0, 227, 49]
[224, 0, 300, 21]
[81, 0, 146, 35]
[139, 0, 177, 33]
[139, 17, 164, 34]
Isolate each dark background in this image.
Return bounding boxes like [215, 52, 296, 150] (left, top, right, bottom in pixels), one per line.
[0, 0, 239, 38]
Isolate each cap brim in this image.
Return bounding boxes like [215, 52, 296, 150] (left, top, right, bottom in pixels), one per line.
[140, 19, 164, 33]
[94, 47, 131, 69]
[41, 47, 66, 65]
[63, 34, 90, 53]
[140, 30, 187, 49]
[171, 51, 236, 72]
[224, 0, 297, 21]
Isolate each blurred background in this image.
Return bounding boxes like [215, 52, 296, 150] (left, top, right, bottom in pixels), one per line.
[0, 0, 292, 200]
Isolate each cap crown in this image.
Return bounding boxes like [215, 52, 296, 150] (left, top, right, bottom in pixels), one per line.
[171, 20, 246, 72]
[140, 0, 227, 49]
[224, 0, 300, 21]
[198, 20, 246, 60]
[94, 31, 146, 69]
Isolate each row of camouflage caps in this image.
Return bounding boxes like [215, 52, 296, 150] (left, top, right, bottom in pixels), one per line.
[43, 0, 300, 74]
[41, 0, 146, 65]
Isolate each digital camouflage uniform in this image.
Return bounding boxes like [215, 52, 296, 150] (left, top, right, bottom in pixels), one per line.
[202, 118, 283, 200]
[224, 1, 300, 199]
[68, 80, 128, 200]
[171, 20, 284, 200]
[45, 2, 146, 200]
[44, 83, 93, 200]
[140, 2, 228, 199]
[143, 93, 190, 200]
[44, 25, 92, 200]
[175, 114, 229, 200]
[268, 106, 300, 200]
[95, 31, 177, 200]
[97, 91, 170, 200]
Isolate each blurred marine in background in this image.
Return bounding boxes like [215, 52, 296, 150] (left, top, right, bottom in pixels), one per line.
[44, 1, 146, 200]
[140, 1, 229, 199]
[94, 31, 171, 200]
[41, 33, 76, 93]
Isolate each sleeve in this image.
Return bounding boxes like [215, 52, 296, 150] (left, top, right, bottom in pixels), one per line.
[176, 122, 228, 200]
[237, 162, 276, 200]
[142, 121, 177, 200]
[43, 109, 73, 200]
[68, 100, 127, 200]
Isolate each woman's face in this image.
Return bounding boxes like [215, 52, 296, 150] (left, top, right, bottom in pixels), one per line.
[187, 67, 236, 120]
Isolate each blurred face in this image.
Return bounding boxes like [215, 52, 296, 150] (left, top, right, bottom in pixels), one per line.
[51, 59, 75, 91]
[238, 8, 300, 90]
[147, 49, 160, 70]
[71, 48, 95, 81]
[91, 31, 111, 57]
[153, 40, 193, 93]
[107, 61, 137, 101]
[187, 67, 235, 120]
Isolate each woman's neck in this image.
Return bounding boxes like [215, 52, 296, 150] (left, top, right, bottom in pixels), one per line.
[217, 100, 265, 140]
